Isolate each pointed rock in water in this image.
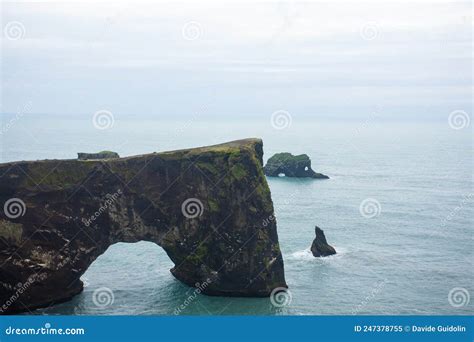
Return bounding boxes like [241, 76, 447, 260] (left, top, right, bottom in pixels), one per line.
[311, 226, 336, 257]
[0, 138, 287, 313]
[77, 151, 120, 160]
[263, 153, 329, 179]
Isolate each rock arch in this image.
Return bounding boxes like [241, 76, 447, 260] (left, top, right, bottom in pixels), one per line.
[0, 139, 286, 314]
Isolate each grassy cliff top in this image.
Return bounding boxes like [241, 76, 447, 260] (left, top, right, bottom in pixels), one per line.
[0, 138, 265, 189]
[266, 152, 310, 164]
[0, 138, 263, 166]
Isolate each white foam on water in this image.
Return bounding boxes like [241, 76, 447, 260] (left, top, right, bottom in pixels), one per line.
[289, 248, 314, 261]
[288, 246, 346, 261]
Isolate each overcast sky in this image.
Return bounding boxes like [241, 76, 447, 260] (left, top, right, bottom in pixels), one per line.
[1, 0, 472, 120]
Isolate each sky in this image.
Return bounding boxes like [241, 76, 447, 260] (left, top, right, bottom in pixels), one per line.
[0, 0, 472, 120]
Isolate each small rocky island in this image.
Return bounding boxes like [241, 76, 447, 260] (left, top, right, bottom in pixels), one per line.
[311, 226, 336, 257]
[264, 153, 329, 179]
[77, 151, 120, 160]
[0, 139, 287, 313]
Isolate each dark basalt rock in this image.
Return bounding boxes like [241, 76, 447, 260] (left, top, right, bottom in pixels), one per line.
[77, 151, 119, 160]
[311, 226, 336, 257]
[264, 153, 329, 179]
[0, 138, 287, 314]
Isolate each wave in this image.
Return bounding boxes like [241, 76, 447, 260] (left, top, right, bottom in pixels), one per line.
[288, 247, 346, 261]
[288, 248, 314, 261]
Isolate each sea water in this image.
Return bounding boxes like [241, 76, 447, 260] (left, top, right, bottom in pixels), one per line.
[1, 115, 472, 315]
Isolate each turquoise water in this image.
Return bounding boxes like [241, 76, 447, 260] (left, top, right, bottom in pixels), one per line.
[1, 115, 472, 315]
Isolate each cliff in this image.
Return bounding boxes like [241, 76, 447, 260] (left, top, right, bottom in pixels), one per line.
[0, 138, 287, 314]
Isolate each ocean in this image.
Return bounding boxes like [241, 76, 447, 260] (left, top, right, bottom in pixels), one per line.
[1, 114, 472, 315]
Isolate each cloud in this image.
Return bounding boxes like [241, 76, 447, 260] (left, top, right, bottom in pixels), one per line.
[1, 0, 471, 118]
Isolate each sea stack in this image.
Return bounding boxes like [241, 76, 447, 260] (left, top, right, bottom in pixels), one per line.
[263, 153, 329, 179]
[311, 226, 336, 257]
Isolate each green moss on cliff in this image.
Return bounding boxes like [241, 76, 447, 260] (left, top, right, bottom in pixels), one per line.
[208, 199, 220, 212]
[267, 152, 309, 164]
[0, 220, 23, 244]
[22, 162, 95, 188]
[254, 183, 273, 212]
[187, 244, 208, 264]
[0, 138, 287, 311]
[230, 164, 247, 180]
[197, 162, 219, 175]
